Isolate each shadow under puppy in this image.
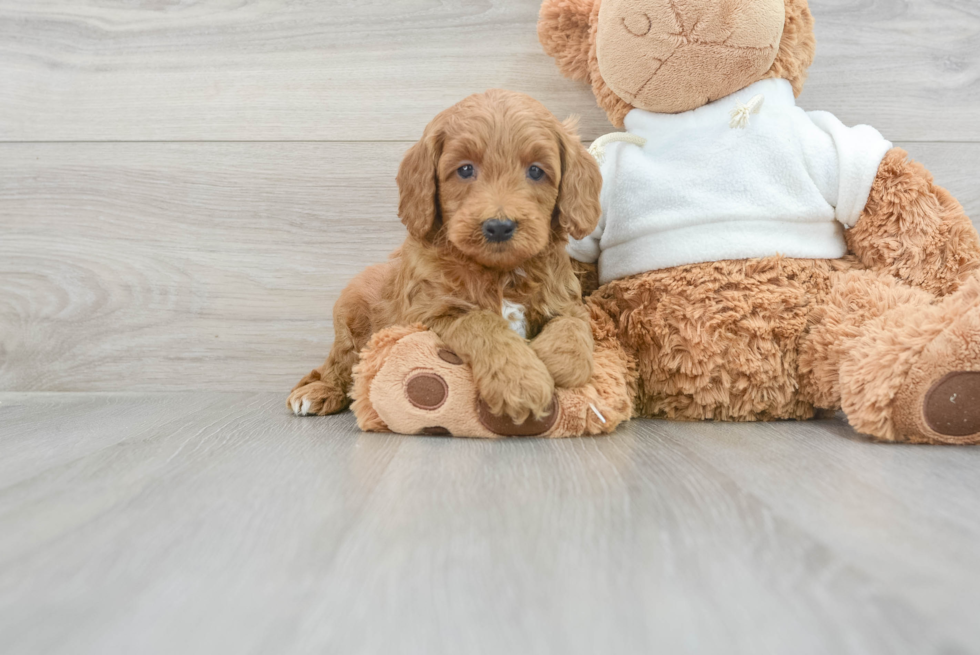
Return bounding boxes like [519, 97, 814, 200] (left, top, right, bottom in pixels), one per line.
[289, 89, 603, 424]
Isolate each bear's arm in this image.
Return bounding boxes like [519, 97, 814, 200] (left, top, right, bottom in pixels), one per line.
[846, 147, 980, 297]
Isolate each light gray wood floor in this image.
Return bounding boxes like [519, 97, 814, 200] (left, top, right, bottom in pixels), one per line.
[3, 393, 980, 655]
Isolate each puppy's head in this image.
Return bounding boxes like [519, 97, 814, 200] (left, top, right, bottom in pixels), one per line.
[397, 89, 602, 270]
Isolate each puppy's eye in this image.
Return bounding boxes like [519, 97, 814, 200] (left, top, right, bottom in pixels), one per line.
[527, 165, 545, 181]
[457, 164, 475, 179]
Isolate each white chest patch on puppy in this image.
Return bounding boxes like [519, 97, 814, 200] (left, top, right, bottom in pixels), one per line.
[501, 299, 528, 339]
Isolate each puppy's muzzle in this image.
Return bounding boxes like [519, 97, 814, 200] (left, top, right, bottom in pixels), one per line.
[482, 219, 516, 243]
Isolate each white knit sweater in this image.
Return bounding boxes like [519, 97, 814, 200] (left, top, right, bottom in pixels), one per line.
[568, 78, 893, 285]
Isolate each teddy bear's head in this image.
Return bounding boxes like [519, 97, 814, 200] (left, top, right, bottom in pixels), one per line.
[539, 0, 816, 126]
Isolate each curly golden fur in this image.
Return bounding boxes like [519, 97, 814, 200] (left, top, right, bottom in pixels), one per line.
[289, 90, 603, 423]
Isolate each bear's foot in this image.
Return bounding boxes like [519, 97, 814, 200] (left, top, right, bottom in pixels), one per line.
[349, 325, 631, 438]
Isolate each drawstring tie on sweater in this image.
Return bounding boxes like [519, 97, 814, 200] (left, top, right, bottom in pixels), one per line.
[588, 93, 767, 164]
[729, 94, 765, 129]
[588, 132, 647, 164]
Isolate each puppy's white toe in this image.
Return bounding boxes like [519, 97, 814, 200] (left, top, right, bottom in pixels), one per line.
[291, 398, 302, 415]
[300, 398, 312, 416]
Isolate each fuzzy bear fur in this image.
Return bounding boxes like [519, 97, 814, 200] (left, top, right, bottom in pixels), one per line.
[535, 0, 980, 443]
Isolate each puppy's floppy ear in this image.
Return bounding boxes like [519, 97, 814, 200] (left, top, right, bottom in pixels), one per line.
[555, 117, 602, 240]
[397, 130, 442, 240]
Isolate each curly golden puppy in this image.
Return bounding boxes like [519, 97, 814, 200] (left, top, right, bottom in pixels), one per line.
[288, 89, 603, 422]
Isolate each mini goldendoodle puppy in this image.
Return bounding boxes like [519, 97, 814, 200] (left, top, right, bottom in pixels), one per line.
[288, 89, 603, 422]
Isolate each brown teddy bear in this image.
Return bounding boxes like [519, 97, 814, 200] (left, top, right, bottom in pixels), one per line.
[350, 0, 980, 443]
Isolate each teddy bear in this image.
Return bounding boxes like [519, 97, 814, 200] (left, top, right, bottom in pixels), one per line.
[349, 0, 980, 443]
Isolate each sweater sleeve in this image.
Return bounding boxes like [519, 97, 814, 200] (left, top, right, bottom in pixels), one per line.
[805, 111, 893, 228]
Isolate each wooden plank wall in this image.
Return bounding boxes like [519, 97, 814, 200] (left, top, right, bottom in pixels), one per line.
[1, 0, 979, 392]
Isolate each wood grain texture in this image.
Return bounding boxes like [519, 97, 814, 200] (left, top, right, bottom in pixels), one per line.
[1, 0, 980, 142]
[2, 141, 978, 392]
[1, 392, 980, 654]
[0, 142, 406, 391]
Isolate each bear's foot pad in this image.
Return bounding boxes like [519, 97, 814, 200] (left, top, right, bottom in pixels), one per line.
[477, 398, 558, 437]
[924, 372, 980, 439]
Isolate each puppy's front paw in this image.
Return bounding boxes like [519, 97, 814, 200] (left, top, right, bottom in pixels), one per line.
[287, 381, 348, 416]
[477, 356, 555, 423]
[532, 334, 593, 389]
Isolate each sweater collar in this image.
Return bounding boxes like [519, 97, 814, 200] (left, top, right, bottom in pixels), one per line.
[623, 78, 796, 136]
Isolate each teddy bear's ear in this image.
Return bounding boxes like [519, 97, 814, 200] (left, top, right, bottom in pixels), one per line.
[766, 0, 817, 96]
[538, 0, 598, 83]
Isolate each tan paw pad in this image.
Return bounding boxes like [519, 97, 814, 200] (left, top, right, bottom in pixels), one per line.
[477, 398, 558, 437]
[405, 373, 448, 410]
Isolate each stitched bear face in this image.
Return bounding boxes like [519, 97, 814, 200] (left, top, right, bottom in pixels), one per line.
[596, 0, 785, 113]
[539, 0, 817, 126]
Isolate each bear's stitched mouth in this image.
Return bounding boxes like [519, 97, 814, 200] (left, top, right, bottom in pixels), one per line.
[617, 40, 776, 104]
[622, 51, 673, 102]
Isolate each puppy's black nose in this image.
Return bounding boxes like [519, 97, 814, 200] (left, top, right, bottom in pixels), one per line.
[482, 219, 516, 243]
